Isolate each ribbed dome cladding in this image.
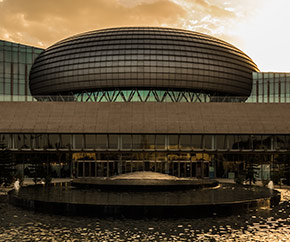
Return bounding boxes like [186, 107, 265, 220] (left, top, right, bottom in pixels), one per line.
[29, 27, 259, 96]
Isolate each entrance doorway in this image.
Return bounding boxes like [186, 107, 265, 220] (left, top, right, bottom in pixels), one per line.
[75, 159, 210, 178]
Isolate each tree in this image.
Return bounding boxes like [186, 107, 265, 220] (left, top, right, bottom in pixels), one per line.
[0, 143, 15, 186]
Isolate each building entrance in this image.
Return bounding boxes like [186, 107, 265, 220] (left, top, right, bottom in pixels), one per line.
[74, 160, 210, 178]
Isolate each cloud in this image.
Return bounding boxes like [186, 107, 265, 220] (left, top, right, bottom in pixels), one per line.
[0, 0, 185, 47]
[0, 0, 258, 48]
[193, 0, 236, 18]
[1, 0, 288, 71]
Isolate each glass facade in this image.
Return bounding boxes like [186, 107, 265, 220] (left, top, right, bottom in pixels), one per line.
[248, 72, 290, 103]
[1, 133, 282, 151]
[0, 40, 43, 101]
[1, 133, 288, 179]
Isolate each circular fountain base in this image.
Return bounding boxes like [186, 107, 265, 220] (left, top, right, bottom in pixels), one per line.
[9, 172, 281, 218]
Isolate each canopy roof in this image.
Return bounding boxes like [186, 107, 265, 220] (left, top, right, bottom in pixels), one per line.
[0, 102, 289, 134]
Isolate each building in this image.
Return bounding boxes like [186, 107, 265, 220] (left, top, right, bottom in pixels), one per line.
[29, 27, 257, 102]
[248, 72, 290, 103]
[0, 40, 43, 101]
[0, 27, 290, 180]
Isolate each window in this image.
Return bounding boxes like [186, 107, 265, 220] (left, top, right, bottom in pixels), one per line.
[132, 135, 143, 149]
[48, 134, 60, 148]
[96, 134, 107, 149]
[203, 135, 212, 149]
[192, 135, 202, 149]
[61, 134, 71, 149]
[121, 135, 131, 149]
[168, 135, 179, 150]
[216, 135, 227, 149]
[238, 135, 252, 149]
[275, 135, 286, 149]
[15, 134, 31, 149]
[85, 134, 96, 149]
[228, 135, 236, 149]
[144, 135, 155, 149]
[74, 134, 83, 149]
[156, 135, 166, 149]
[0, 134, 10, 147]
[180, 135, 191, 150]
[5, 51, 11, 62]
[108, 135, 118, 149]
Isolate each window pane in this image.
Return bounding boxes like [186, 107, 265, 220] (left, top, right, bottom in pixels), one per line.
[91, 162, 96, 177]
[216, 135, 226, 149]
[0, 134, 10, 147]
[238, 135, 251, 149]
[156, 135, 166, 149]
[275, 135, 286, 149]
[144, 135, 155, 149]
[48, 134, 59, 148]
[132, 135, 143, 149]
[228, 135, 236, 149]
[192, 135, 202, 149]
[96, 134, 107, 149]
[16, 134, 31, 149]
[122, 135, 131, 149]
[85, 134, 95, 149]
[61, 134, 71, 149]
[168, 135, 179, 149]
[74, 134, 83, 149]
[203, 135, 212, 149]
[108, 135, 118, 149]
[262, 135, 272, 149]
[78, 162, 84, 177]
[42, 134, 49, 149]
[84, 162, 89, 177]
[180, 135, 191, 150]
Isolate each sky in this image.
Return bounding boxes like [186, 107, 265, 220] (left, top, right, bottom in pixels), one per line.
[0, 0, 289, 72]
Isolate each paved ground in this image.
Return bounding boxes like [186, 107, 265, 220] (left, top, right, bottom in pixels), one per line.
[0, 179, 290, 241]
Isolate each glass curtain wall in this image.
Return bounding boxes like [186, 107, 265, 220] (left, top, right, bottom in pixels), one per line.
[0, 40, 43, 101]
[249, 72, 290, 103]
[1, 133, 287, 151]
[2, 133, 290, 178]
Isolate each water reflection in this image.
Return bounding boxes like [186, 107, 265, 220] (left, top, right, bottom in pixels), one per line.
[16, 184, 277, 206]
[1, 189, 290, 241]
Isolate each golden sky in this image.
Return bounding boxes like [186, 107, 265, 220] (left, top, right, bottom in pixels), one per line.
[0, 0, 289, 72]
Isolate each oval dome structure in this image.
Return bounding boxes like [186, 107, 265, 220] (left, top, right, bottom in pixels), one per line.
[29, 27, 259, 97]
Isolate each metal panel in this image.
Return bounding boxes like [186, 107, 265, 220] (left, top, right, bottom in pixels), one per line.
[29, 27, 259, 97]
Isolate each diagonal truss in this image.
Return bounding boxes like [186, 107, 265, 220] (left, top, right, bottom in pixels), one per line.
[52, 89, 242, 103]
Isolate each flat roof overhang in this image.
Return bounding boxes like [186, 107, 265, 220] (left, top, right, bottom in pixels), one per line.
[0, 102, 289, 135]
